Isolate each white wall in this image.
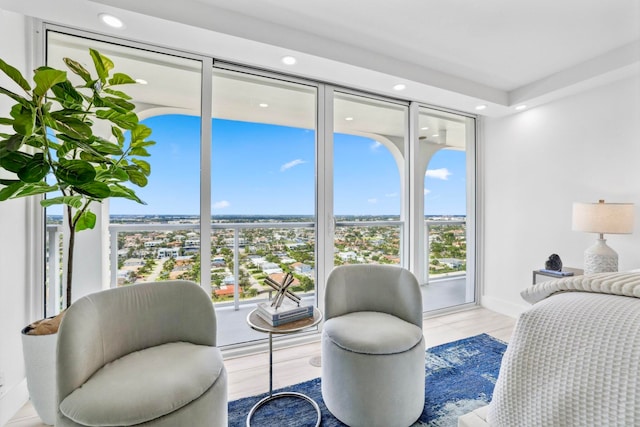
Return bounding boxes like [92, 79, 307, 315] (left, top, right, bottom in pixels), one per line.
[481, 75, 640, 317]
[0, 9, 31, 425]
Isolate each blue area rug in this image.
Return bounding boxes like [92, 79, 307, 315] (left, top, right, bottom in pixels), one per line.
[228, 333, 506, 426]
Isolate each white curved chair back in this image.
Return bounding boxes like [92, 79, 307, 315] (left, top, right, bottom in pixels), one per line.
[324, 264, 422, 327]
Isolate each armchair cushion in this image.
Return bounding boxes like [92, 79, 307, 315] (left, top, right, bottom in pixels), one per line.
[323, 311, 423, 355]
[60, 342, 224, 426]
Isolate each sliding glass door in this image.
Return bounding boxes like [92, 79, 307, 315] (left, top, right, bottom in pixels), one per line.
[332, 91, 408, 268]
[210, 67, 317, 346]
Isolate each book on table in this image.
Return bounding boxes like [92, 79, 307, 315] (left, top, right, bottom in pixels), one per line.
[256, 299, 314, 326]
[539, 269, 574, 277]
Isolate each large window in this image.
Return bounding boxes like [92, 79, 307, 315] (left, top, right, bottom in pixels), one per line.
[333, 92, 407, 267]
[418, 107, 475, 311]
[43, 27, 477, 347]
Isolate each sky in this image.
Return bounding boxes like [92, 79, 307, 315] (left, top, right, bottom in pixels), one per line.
[104, 115, 467, 216]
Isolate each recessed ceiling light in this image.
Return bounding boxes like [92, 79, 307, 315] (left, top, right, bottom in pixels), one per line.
[281, 56, 297, 65]
[345, 117, 354, 121]
[135, 79, 148, 85]
[475, 105, 487, 110]
[98, 13, 124, 29]
[259, 103, 269, 108]
[432, 134, 439, 137]
[515, 105, 527, 111]
[393, 84, 406, 91]
[421, 126, 429, 130]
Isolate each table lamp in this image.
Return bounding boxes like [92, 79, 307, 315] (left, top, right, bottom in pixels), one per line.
[572, 200, 634, 274]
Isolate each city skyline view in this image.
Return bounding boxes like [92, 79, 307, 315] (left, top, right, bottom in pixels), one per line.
[60, 114, 466, 217]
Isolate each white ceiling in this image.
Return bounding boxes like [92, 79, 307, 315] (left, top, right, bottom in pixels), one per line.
[191, 0, 639, 91]
[0, 0, 638, 116]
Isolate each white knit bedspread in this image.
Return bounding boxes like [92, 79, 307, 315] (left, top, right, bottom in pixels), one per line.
[487, 273, 640, 426]
[522, 271, 640, 304]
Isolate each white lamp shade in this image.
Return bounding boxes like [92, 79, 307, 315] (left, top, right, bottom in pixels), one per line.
[572, 202, 634, 234]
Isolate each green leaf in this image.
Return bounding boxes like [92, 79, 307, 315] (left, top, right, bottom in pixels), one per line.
[131, 159, 151, 176]
[9, 104, 34, 136]
[74, 181, 111, 199]
[108, 73, 136, 86]
[131, 124, 152, 145]
[0, 151, 31, 173]
[63, 58, 92, 82]
[74, 209, 97, 232]
[111, 126, 124, 144]
[33, 68, 67, 97]
[96, 166, 129, 182]
[96, 109, 138, 129]
[17, 153, 49, 183]
[50, 115, 92, 139]
[108, 183, 145, 204]
[50, 80, 84, 107]
[0, 179, 19, 185]
[104, 88, 132, 100]
[14, 182, 58, 198]
[79, 151, 107, 163]
[2, 134, 24, 153]
[55, 160, 96, 185]
[129, 147, 150, 157]
[0, 87, 30, 107]
[92, 139, 123, 156]
[89, 49, 113, 83]
[0, 117, 12, 125]
[40, 195, 83, 209]
[0, 182, 24, 201]
[125, 169, 148, 187]
[0, 57, 31, 91]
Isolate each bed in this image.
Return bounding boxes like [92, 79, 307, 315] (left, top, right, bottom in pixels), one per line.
[459, 272, 640, 427]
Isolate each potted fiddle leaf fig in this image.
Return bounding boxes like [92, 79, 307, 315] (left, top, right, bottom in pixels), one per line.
[0, 49, 155, 424]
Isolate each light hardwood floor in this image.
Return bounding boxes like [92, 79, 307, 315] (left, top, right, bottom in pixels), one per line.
[5, 307, 515, 426]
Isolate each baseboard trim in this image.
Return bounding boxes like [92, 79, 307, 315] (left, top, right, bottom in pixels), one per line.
[480, 295, 530, 318]
[0, 377, 29, 426]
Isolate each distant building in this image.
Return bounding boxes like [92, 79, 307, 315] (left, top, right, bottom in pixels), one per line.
[292, 262, 311, 274]
[144, 240, 164, 248]
[212, 256, 226, 267]
[261, 262, 282, 274]
[438, 258, 464, 268]
[157, 247, 180, 259]
[338, 251, 357, 261]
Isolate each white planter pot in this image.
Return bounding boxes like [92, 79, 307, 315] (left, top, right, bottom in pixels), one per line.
[21, 327, 57, 426]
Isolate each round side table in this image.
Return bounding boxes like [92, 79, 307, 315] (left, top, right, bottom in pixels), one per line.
[245, 306, 323, 427]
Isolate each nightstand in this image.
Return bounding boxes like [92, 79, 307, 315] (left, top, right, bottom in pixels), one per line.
[532, 267, 584, 284]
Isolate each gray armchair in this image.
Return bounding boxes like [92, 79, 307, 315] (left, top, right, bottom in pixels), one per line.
[322, 264, 425, 427]
[56, 280, 227, 427]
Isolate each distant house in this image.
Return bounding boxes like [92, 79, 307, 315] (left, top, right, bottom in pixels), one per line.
[279, 256, 297, 264]
[261, 262, 283, 275]
[144, 240, 164, 248]
[214, 284, 236, 297]
[338, 251, 357, 261]
[157, 247, 180, 259]
[212, 256, 226, 267]
[123, 258, 144, 267]
[292, 262, 311, 274]
[438, 258, 464, 268]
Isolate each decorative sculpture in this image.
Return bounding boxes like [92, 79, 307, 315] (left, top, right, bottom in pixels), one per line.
[264, 273, 301, 308]
[545, 254, 563, 271]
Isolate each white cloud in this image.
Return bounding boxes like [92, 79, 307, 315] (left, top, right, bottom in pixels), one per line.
[280, 159, 306, 171]
[368, 198, 378, 204]
[385, 193, 398, 198]
[212, 200, 230, 210]
[424, 189, 431, 195]
[370, 141, 382, 150]
[425, 168, 451, 180]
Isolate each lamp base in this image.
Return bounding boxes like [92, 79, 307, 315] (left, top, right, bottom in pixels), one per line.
[584, 238, 618, 275]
